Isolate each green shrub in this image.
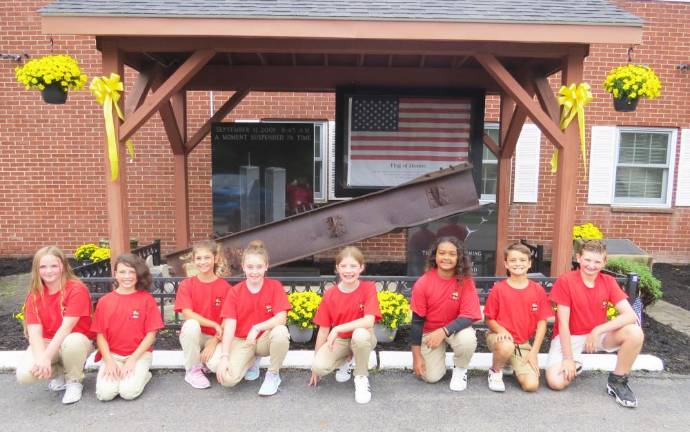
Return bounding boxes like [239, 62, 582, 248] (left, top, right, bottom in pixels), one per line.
[605, 258, 662, 307]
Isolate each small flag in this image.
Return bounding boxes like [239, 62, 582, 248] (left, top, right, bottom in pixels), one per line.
[632, 296, 643, 325]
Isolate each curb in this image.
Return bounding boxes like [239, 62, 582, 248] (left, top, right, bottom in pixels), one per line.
[0, 350, 664, 372]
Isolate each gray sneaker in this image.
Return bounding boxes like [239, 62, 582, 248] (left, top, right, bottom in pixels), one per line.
[245, 357, 261, 381]
[48, 374, 67, 392]
[258, 371, 281, 396]
[607, 373, 638, 408]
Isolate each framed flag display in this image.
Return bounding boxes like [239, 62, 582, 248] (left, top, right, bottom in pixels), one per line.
[334, 88, 484, 196]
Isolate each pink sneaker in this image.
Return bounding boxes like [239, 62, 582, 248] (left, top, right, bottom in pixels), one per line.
[185, 364, 211, 389]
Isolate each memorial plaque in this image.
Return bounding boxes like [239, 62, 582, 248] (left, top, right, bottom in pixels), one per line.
[212, 123, 314, 235]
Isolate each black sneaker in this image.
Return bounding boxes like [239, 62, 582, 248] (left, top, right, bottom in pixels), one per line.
[607, 373, 638, 408]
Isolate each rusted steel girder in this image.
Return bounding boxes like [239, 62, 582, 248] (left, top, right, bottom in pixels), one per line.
[166, 163, 479, 275]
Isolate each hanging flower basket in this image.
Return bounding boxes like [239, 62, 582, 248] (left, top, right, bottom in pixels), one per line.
[603, 64, 661, 113]
[14, 54, 88, 104]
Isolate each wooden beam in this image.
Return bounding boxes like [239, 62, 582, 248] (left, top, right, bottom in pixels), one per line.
[500, 104, 528, 159]
[125, 67, 157, 115]
[482, 133, 500, 157]
[119, 49, 215, 142]
[112, 37, 585, 59]
[187, 65, 499, 91]
[533, 75, 560, 123]
[101, 39, 131, 263]
[186, 89, 250, 154]
[475, 54, 566, 149]
[550, 51, 584, 276]
[173, 153, 190, 250]
[494, 94, 514, 276]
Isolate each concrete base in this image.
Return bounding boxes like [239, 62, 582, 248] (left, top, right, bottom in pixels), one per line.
[0, 350, 663, 372]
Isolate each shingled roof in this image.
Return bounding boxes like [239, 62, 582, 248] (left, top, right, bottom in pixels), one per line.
[41, 0, 642, 26]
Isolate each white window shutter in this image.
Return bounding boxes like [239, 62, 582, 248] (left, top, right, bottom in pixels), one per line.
[513, 123, 541, 203]
[327, 120, 339, 200]
[676, 129, 690, 206]
[587, 126, 617, 204]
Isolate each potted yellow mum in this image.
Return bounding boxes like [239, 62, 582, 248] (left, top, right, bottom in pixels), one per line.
[375, 291, 411, 343]
[572, 222, 604, 254]
[287, 291, 322, 343]
[15, 54, 88, 104]
[603, 64, 661, 112]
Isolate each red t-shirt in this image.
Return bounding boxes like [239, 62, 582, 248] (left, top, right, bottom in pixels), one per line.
[550, 270, 628, 337]
[220, 278, 291, 338]
[484, 279, 553, 344]
[174, 276, 231, 336]
[91, 290, 164, 359]
[313, 281, 382, 338]
[24, 279, 94, 340]
[410, 270, 482, 333]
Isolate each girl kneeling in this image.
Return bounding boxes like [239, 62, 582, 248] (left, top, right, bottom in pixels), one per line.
[214, 241, 291, 396]
[16, 246, 95, 404]
[91, 253, 164, 401]
[309, 246, 381, 404]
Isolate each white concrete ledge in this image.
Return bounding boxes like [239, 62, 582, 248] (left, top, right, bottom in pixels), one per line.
[0, 350, 663, 372]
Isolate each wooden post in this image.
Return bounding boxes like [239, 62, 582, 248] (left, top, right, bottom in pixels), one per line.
[494, 95, 515, 275]
[171, 92, 190, 249]
[101, 39, 130, 265]
[550, 51, 584, 276]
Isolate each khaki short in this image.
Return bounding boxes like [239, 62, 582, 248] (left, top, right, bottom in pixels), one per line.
[486, 332, 539, 378]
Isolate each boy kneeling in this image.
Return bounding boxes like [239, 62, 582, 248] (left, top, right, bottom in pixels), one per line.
[546, 240, 644, 408]
[485, 243, 553, 392]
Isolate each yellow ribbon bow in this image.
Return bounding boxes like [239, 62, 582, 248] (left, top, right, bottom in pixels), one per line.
[90, 73, 134, 181]
[550, 82, 593, 175]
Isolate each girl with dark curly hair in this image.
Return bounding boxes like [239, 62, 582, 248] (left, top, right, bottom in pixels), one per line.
[409, 237, 481, 391]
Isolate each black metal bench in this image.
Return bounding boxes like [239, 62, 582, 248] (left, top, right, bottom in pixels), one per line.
[82, 270, 639, 330]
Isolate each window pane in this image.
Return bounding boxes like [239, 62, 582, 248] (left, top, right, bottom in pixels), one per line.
[481, 164, 497, 195]
[619, 132, 668, 165]
[314, 161, 322, 194]
[485, 127, 500, 145]
[482, 145, 497, 161]
[615, 167, 664, 199]
[314, 124, 322, 158]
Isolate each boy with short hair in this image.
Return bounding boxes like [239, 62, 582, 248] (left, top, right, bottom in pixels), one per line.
[484, 243, 553, 392]
[545, 240, 644, 408]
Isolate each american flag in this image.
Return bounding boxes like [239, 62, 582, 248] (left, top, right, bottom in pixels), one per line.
[632, 296, 643, 325]
[348, 96, 471, 162]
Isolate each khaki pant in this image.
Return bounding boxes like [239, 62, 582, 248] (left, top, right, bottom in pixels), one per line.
[312, 328, 377, 378]
[179, 319, 217, 370]
[421, 327, 477, 383]
[216, 325, 290, 388]
[16, 332, 94, 384]
[486, 333, 538, 378]
[95, 352, 153, 401]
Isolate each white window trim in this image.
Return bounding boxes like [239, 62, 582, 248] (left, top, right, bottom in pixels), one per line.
[611, 127, 677, 209]
[480, 123, 499, 203]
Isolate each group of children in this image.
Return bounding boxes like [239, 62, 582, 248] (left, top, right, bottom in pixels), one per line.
[16, 237, 644, 408]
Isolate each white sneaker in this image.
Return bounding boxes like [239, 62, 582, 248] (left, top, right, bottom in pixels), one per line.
[258, 371, 281, 396]
[62, 382, 83, 404]
[449, 367, 468, 392]
[353, 375, 371, 404]
[245, 357, 261, 381]
[488, 369, 506, 392]
[335, 359, 354, 383]
[48, 374, 67, 392]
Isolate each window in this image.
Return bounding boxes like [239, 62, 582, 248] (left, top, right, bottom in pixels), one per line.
[481, 124, 499, 201]
[613, 128, 676, 207]
[242, 119, 329, 202]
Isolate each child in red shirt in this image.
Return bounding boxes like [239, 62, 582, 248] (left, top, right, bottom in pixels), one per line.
[545, 240, 644, 408]
[215, 240, 291, 396]
[175, 240, 231, 389]
[410, 237, 482, 391]
[91, 253, 164, 401]
[16, 246, 95, 405]
[309, 246, 381, 404]
[484, 243, 553, 392]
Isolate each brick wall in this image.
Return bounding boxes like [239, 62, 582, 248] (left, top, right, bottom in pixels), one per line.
[1, 1, 687, 264]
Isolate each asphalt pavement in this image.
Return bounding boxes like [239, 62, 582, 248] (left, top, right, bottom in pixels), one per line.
[1, 370, 688, 432]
